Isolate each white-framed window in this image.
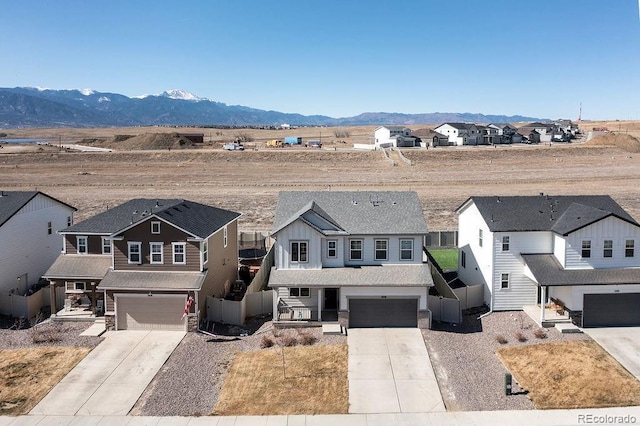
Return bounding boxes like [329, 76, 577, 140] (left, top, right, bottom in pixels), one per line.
[47, 221, 52, 235]
[203, 240, 208, 263]
[603, 240, 613, 258]
[350, 239, 363, 260]
[502, 236, 510, 251]
[289, 287, 310, 297]
[128, 242, 142, 264]
[626, 239, 635, 258]
[223, 225, 228, 248]
[66, 281, 86, 291]
[461, 249, 466, 268]
[102, 237, 111, 254]
[582, 240, 591, 258]
[500, 273, 510, 289]
[77, 236, 88, 254]
[375, 239, 388, 261]
[291, 241, 308, 263]
[327, 240, 337, 259]
[172, 242, 186, 264]
[400, 239, 414, 261]
[150, 242, 163, 264]
[151, 221, 161, 234]
[478, 229, 483, 247]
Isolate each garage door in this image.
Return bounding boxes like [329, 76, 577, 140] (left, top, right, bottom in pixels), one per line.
[349, 298, 418, 328]
[583, 293, 640, 327]
[116, 294, 187, 331]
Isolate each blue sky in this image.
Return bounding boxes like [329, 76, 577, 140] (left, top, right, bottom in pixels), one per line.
[1, 1, 639, 120]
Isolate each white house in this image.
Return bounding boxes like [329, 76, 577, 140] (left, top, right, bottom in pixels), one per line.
[434, 123, 481, 146]
[457, 194, 640, 327]
[0, 191, 76, 316]
[268, 191, 433, 328]
[373, 126, 416, 148]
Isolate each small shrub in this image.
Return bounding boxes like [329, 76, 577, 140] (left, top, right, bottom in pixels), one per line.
[279, 334, 298, 347]
[30, 325, 62, 344]
[298, 332, 317, 346]
[534, 328, 548, 339]
[515, 331, 528, 342]
[260, 335, 275, 349]
[495, 334, 508, 344]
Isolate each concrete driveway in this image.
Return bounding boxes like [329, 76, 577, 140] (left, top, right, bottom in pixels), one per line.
[583, 327, 640, 380]
[348, 328, 445, 414]
[30, 330, 185, 416]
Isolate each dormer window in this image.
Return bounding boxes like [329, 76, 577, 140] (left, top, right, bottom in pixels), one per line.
[102, 237, 111, 254]
[77, 236, 87, 254]
[151, 221, 161, 234]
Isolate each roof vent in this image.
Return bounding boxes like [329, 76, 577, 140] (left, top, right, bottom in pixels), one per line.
[539, 192, 544, 197]
[155, 200, 160, 208]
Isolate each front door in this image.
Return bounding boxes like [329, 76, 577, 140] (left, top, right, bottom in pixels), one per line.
[324, 288, 338, 310]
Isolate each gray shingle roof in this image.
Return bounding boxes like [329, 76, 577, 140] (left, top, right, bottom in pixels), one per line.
[98, 270, 206, 290]
[63, 199, 240, 238]
[43, 255, 112, 280]
[522, 254, 640, 286]
[460, 195, 638, 234]
[0, 191, 75, 227]
[272, 191, 428, 235]
[268, 264, 433, 287]
[438, 123, 476, 130]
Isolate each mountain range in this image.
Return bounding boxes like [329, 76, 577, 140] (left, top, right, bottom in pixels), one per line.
[0, 87, 543, 128]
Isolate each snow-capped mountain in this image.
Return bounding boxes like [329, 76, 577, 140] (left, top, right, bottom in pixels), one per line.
[160, 89, 204, 101]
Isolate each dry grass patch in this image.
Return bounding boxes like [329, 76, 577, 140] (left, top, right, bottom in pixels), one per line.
[0, 346, 92, 415]
[497, 341, 640, 409]
[213, 344, 347, 416]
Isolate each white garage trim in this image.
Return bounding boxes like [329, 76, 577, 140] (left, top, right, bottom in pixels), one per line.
[115, 293, 187, 331]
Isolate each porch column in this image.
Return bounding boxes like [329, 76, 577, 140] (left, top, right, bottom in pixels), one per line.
[91, 282, 96, 314]
[49, 281, 57, 315]
[317, 288, 323, 321]
[540, 286, 546, 324]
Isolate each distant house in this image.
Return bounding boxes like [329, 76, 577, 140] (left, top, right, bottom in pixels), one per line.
[457, 194, 640, 327]
[518, 122, 557, 143]
[487, 123, 517, 144]
[412, 128, 450, 147]
[434, 123, 481, 146]
[268, 191, 433, 328]
[516, 128, 540, 144]
[373, 126, 417, 148]
[0, 191, 76, 317]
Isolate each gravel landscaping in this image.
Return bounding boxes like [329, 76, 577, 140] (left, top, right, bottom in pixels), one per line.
[131, 316, 346, 416]
[0, 316, 103, 350]
[422, 308, 590, 411]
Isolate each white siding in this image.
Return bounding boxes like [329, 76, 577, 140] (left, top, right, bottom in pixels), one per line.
[274, 220, 322, 269]
[0, 194, 74, 295]
[321, 237, 344, 268]
[548, 284, 640, 311]
[343, 235, 423, 266]
[564, 217, 640, 269]
[340, 286, 428, 310]
[553, 234, 566, 267]
[277, 287, 320, 319]
[493, 231, 552, 310]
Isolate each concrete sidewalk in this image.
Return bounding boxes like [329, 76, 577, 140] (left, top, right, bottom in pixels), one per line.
[29, 330, 185, 416]
[348, 328, 445, 414]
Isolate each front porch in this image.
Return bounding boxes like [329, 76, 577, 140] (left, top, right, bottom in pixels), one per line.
[522, 304, 571, 328]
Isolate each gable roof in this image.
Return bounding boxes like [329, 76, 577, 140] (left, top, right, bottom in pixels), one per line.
[63, 198, 240, 239]
[436, 123, 477, 130]
[457, 195, 639, 234]
[412, 128, 448, 139]
[0, 191, 76, 228]
[272, 191, 428, 235]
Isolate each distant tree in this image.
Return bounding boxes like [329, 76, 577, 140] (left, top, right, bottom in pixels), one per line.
[234, 132, 254, 143]
[333, 128, 351, 138]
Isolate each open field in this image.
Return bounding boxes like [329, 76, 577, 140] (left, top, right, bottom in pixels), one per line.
[2, 123, 640, 231]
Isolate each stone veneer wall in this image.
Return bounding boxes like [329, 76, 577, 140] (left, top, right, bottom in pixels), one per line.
[105, 314, 115, 331]
[418, 310, 430, 329]
[338, 311, 349, 329]
[187, 316, 198, 332]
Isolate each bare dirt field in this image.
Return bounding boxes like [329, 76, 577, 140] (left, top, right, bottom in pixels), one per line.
[2, 122, 640, 232]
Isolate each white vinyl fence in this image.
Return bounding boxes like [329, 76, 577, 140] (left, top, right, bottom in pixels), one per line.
[0, 287, 50, 318]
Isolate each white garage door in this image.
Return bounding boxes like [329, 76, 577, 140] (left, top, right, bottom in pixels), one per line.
[116, 294, 187, 331]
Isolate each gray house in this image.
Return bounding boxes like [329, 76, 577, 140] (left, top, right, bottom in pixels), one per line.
[268, 191, 433, 328]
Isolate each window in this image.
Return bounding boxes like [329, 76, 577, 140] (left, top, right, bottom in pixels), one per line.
[173, 243, 186, 264]
[291, 241, 308, 263]
[478, 229, 483, 247]
[151, 221, 161, 234]
[461, 250, 466, 268]
[66, 282, 86, 291]
[203, 240, 208, 263]
[626, 240, 635, 258]
[150, 242, 163, 264]
[500, 273, 510, 289]
[603, 240, 613, 258]
[47, 221, 52, 235]
[502, 236, 510, 251]
[77, 236, 87, 254]
[350, 240, 363, 260]
[400, 239, 414, 260]
[327, 240, 337, 258]
[375, 239, 388, 260]
[581, 240, 591, 258]
[67, 216, 72, 227]
[289, 287, 310, 297]
[128, 242, 141, 264]
[223, 225, 228, 248]
[102, 237, 111, 254]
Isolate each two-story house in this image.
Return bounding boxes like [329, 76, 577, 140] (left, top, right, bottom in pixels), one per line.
[268, 191, 433, 329]
[434, 123, 481, 146]
[457, 194, 640, 327]
[0, 191, 76, 316]
[43, 198, 240, 331]
[373, 126, 417, 148]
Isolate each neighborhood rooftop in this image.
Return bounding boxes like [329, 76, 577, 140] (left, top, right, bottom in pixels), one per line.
[272, 191, 429, 235]
[0, 190, 76, 227]
[459, 195, 638, 233]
